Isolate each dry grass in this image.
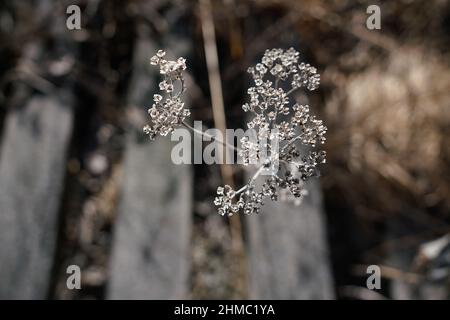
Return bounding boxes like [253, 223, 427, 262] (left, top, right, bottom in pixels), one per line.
[325, 46, 450, 219]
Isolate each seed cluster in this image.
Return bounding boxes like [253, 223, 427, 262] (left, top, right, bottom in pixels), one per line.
[215, 48, 327, 216]
[144, 48, 327, 216]
[143, 50, 190, 139]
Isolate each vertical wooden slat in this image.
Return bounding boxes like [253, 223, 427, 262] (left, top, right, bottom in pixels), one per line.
[0, 0, 75, 299]
[108, 31, 193, 298]
[241, 25, 335, 298]
[247, 180, 335, 299]
[0, 95, 73, 299]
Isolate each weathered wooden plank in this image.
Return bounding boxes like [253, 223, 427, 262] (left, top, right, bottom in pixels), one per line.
[242, 27, 334, 298]
[247, 179, 335, 299]
[0, 0, 77, 299]
[107, 36, 192, 299]
[0, 95, 73, 299]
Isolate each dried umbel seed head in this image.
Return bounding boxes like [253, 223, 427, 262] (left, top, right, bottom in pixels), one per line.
[215, 47, 327, 216]
[144, 50, 190, 139]
[144, 48, 327, 217]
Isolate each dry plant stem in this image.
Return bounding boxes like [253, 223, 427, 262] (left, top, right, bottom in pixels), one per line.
[199, 0, 247, 298]
[281, 135, 301, 152]
[181, 121, 240, 153]
[286, 87, 297, 96]
[235, 166, 265, 196]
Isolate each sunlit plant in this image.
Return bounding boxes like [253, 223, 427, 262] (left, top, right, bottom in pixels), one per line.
[144, 48, 327, 216]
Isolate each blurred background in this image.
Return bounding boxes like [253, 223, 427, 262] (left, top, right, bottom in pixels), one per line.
[0, 0, 449, 300]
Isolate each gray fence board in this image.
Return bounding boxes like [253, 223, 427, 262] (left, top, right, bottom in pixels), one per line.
[0, 95, 73, 299]
[108, 36, 192, 299]
[247, 180, 334, 299]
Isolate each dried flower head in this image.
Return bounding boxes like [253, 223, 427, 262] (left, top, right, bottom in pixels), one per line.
[144, 50, 190, 139]
[144, 48, 327, 217]
[215, 47, 327, 216]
